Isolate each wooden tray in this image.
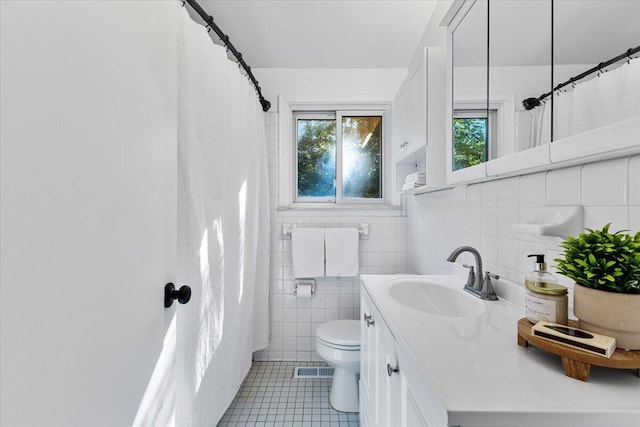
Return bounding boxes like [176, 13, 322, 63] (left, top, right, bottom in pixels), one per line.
[517, 318, 640, 381]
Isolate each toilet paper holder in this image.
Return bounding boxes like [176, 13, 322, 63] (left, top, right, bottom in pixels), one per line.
[295, 279, 316, 296]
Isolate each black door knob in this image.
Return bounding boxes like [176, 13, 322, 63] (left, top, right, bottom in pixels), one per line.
[164, 283, 191, 307]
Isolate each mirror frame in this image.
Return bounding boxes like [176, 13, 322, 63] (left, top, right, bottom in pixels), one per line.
[444, 0, 640, 184]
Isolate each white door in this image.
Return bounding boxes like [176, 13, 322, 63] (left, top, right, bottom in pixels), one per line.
[0, 2, 178, 426]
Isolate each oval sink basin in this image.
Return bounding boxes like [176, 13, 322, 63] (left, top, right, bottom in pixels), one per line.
[385, 278, 484, 317]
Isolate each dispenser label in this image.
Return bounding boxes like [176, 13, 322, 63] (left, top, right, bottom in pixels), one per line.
[525, 294, 556, 323]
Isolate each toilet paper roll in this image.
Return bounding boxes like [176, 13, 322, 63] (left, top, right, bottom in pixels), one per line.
[296, 283, 313, 299]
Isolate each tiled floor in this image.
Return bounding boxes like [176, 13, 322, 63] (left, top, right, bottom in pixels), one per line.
[217, 361, 360, 426]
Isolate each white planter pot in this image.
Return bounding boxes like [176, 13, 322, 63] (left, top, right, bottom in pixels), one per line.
[574, 285, 640, 350]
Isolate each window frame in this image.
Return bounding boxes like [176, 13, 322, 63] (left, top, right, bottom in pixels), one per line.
[278, 96, 393, 209]
[294, 111, 337, 203]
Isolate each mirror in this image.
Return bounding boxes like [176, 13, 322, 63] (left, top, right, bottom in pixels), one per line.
[451, 0, 552, 175]
[451, 0, 488, 173]
[448, 0, 638, 181]
[489, 0, 551, 154]
[552, 0, 640, 141]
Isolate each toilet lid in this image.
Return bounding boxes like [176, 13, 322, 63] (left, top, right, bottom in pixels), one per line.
[316, 320, 360, 346]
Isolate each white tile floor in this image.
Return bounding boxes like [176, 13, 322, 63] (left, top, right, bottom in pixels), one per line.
[217, 361, 360, 427]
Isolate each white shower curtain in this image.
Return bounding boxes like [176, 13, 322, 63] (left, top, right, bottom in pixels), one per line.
[175, 6, 270, 427]
[554, 58, 640, 140]
[528, 99, 549, 149]
[528, 57, 640, 146]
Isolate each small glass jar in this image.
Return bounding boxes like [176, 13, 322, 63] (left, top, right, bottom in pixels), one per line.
[525, 282, 568, 325]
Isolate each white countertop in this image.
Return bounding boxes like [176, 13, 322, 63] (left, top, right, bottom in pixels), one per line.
[361, 274, 640, 427]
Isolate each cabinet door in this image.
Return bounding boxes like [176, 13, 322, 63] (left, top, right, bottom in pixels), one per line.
[393, 81, 410, 158]
[408, 46, 428, 152]
[400, 371, 431, 427]
[360, 291, 376, 424]
[376, 323, 399, 427]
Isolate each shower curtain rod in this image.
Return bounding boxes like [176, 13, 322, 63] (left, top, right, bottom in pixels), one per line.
[522, 45, 640, 110]
[183, 0, 271, 112]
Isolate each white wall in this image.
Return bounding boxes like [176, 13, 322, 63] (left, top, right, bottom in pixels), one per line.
[406, 155, 640, 313]
[253, 69, 409, 361]
[255, 68, 408, 112]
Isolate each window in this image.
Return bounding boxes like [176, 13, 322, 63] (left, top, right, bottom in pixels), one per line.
[294, 110, 385, 204]
[452, 108, 497, 171]
[277, 97, 392, 209]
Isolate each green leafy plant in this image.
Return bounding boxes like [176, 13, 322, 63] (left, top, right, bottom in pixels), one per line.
[555, 224, 640, 294]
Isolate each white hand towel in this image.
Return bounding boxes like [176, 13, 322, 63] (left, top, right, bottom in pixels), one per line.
[292, 228, 325, 278]
[325, 228, 359, 277]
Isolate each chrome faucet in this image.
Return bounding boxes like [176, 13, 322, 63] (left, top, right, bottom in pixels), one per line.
[446, 246, 498, 301]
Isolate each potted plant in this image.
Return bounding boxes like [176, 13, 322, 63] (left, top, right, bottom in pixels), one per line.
[555, 224, 640, 350]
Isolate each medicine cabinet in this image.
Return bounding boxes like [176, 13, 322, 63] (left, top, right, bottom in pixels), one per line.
[445, 0, 640, 184]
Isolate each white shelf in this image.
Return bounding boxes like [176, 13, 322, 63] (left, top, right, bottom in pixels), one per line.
[512, 205, 583, 239]
[399, 185, 453, 196]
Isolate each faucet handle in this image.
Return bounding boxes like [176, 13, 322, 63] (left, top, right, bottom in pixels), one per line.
[481, 271, 499, 301]
[462, 264, 476, 288]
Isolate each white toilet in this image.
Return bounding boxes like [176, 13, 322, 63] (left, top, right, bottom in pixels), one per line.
[315, 319, 360, 413]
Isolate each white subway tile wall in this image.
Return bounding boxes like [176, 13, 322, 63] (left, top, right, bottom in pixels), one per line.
[406, 156, 640, 296]
[582, 158, 629, 207]
[630, 156, 640, 205]
[257, 112, 407, 361]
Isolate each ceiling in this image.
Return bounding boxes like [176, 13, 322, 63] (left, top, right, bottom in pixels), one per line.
[190, 1, 438, 69]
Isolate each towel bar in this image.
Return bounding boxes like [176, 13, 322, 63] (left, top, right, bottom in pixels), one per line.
[281, 223, 369, 240]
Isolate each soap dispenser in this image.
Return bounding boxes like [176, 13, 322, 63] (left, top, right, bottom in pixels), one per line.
[524, 254, 568, 325]
[524, 254, 558, 288]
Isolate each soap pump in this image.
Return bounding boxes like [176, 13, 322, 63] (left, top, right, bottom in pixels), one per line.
[524, 254, 558, 288]
[524, 254, 568, 325]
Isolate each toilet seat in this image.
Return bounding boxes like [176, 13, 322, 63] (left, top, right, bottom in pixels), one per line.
[316, 320, 360, 350]
[317, 336, 359, 351]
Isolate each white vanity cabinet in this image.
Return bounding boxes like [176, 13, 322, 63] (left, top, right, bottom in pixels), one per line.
[360, 285, 433, 427]
[361, 274, 640, 427]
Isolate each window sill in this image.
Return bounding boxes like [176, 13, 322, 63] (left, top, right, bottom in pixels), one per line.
[276, 204, 403, 217]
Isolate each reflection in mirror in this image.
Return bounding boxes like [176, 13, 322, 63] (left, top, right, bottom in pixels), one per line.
[452, 0, 488, 172]
[489, 0, 551, 154]
[448, 0, 639, 182]
[550, 0, 640, 142]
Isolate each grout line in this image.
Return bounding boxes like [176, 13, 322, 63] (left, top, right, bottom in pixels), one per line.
[218, 361, 359, 426]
